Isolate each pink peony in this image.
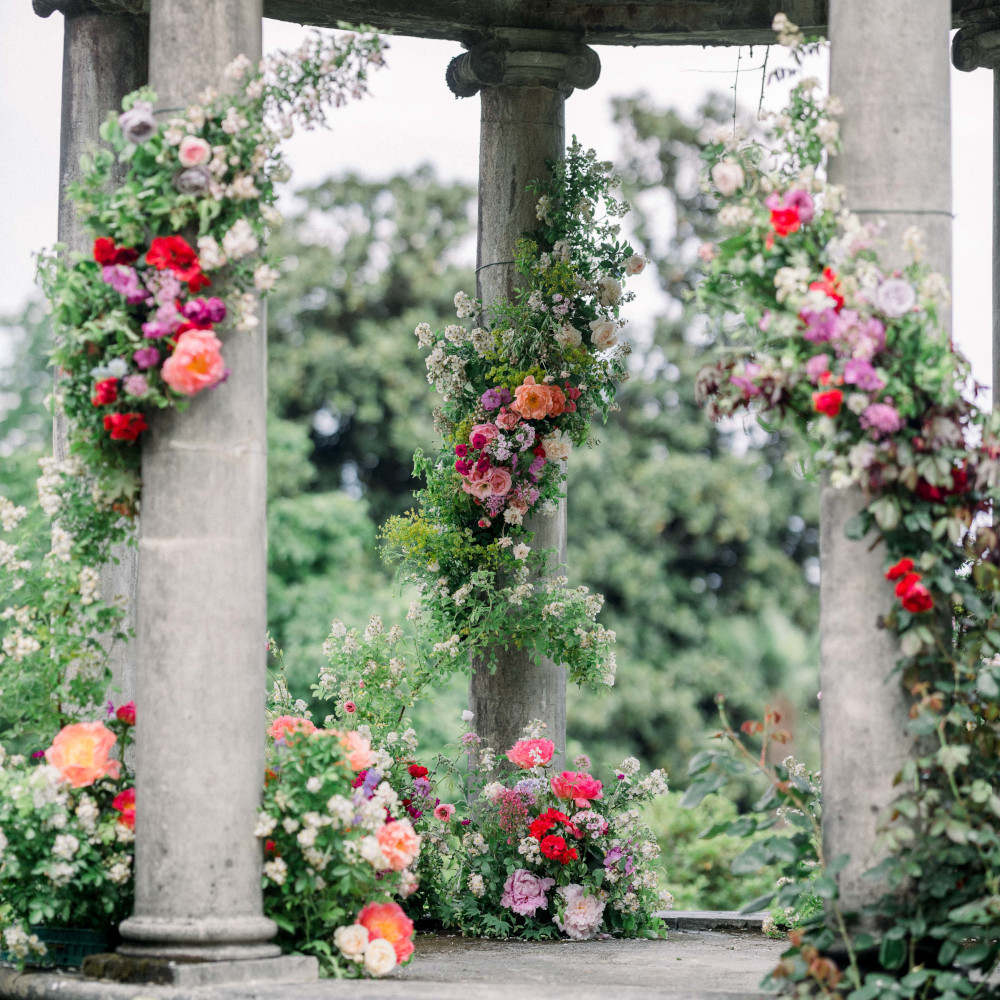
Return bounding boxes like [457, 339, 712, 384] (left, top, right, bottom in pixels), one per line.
[500, 869, 555, 917]
[860, 402, 903, 436]
[550, 770, 604, 808]
[161, 328, 227, 396]
[376, 818, 422, 871]
[506, 738, 555, 769]
[554, 884, 606, 940]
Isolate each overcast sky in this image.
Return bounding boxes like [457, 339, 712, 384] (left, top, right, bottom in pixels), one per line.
[0, 8, 994, 394]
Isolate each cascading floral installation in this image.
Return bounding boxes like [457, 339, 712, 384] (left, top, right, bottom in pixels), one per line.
[380, 140, 646, 689]
[693, 14, 1000, 998]
[0, 30, 385, 739]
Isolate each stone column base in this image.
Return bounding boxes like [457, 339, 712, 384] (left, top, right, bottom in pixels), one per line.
[117, 914, 280, 962]
[82, 952, 317, 988]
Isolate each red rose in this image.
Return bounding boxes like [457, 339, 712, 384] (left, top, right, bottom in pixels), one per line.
[112, 787, 135, 830]
[900, 581, 933, 614]
[885, 558, 914, 581]
[770, 205, 801, 238]
[264, 839, 278, 854]
[408, 765, 429, 779]
[93, 237, 138, 266]
[92, 378, 119, 406]
[812, 389, 843, 417]
[103, 412, 148, 442]
[115, 701, 136, 726]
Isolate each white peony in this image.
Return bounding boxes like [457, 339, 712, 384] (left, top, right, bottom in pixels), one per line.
[710, 159, 745, 197]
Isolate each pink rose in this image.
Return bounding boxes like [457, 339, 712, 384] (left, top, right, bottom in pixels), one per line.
[488, 468, 512, 496]
[554, 884, 605, 940]
[335, 729, 376, 771]
[550, 770, 604, 808]
[500, 869, 555, 917]
[267, 715, 315, 741]
[506, 738, 555, 769]
[161, 329, 227, 396]
[376, 818, 422, 871]
[178, 135, 211, 167]
[469, 423, 498, 447]
[463, 477, 492, 500]
[495, 407, 520, 431]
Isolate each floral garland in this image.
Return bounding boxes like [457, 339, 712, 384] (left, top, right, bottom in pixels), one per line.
[693, 16, 1000, 998]
[0, 30, 385, 739]
[380, 140, 646, 689]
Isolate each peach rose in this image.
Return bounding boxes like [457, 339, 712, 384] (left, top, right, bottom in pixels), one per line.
[542, 383, 567, 416]
[267, 715, 316, 740]
[376, 818, 422, 872]
[337, 729, 376, 771]
[357, 900, 415, 963]
[511, 376, 551, 420]
[589, 319, 618, 351]
[495, 406, 520, 430]
[488, 468, 512, 496]
[162, 329, 227, 396]
[44, 721, 121, 788]
[178, 135, 211, 168]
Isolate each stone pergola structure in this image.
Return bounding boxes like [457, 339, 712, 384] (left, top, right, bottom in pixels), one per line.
[29, 0, 995, 988]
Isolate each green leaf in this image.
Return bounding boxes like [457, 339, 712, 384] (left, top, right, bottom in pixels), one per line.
[730, 842, 771, 874]
[878, 934, 906, 970]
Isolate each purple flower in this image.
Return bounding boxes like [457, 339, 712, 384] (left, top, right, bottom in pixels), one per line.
[784, 188, 815, 224]
[412, 776, 432, 797]
[805, 354, 830, 383]
[184, 297, 227, 325]
[729, 362, 761, 397]
[801, 308, 837, 344]
[835, 311, 885, 361]
[148, 270, 183, 306]
[860, 402, 903, 436]
[133, 346, 161, 369]
[874, 278, 916, 318]
[361, 768, 381, 798]
[843, 358, 885, 391]
[173, 166, 212, 196]
[528, 456, 545, 477]
[102, 264, 148, 305]
[481, 389, 503, 410]
[118, 100, 157, 144]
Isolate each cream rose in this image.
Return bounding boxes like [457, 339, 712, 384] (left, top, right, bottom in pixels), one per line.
[597, 276, 622, 307]
[625, 254, 646, 275]
[589, 318, 618, 351]
[711, 159, 745, 197]
[554, 323, 582, 349]
[333, 923, 369, 961]
[363, 937, 398, 976]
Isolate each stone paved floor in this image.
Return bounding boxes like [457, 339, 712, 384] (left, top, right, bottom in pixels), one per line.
[0, 930, 786, 1000]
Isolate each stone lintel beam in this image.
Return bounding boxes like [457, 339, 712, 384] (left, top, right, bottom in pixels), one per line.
[447, 30, 600, 98]
[34, 0, 148, 17]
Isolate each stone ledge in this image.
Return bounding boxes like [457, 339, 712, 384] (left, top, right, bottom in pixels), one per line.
[658, 910, 769, 933]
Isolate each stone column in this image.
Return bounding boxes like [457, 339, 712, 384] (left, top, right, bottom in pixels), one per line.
[114, 1, 308, 982]
[953, 19, 1000, 398]
[823, 0, 953, 921]
[447, 31, 600, 761]
[34, 0, 149, 710]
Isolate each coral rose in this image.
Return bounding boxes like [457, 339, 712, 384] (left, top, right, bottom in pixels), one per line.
[335, 729, 376, 770]
[550, 770, 604, 808]
[112, 787, 136, 830]
[357, 900, 415, 963]
[161, 329, 227, 396]
[511, 376, 551, 420]
[376, 818, 422, 872]
[44, 721, 121, 788]
[506, 738, 555, 769]
[267, 715, 316, 740]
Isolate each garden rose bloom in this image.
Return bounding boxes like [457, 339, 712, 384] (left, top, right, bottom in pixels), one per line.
[894, 572, 933, 613]
[500, 869, 555, 916]
[710, 159, 744, 197]
[357, 900, 415, 963]
[550, 770, 603, 808]
[178, 135, 211, 167]
[554, 884, 606, 940]
[115, 701, 136, 726]
[112, 787, 136, 830]
[597, 276, 622, 307]
[433, 803, 455, 822]
[625, 253, 647, 275]
[103, 412, 148, 442]
[511, 376, 551, 420]
[363, 937, 397, 976]
[885, 558, 915, 581]
[874, 277, 917, 318]
[488, 468, 513, 495]
[539, 834, 578, 864]
[92, 378, 119, 407]
[267, 715, 315, 740]
[333, 923, 369, 961]
[118, 100, 157, 144]
[161, 329, 227, 396]
[45, 721, 121, 787]
[376, 818, 422, 871]
[336, 730, 375, 770]
[495, 406, 520, 430]
[469, 423, 499, 448]
[507, 738, 555, 769]
[173, 166, 212, 196]
[812, 389, 843, 417]
[589, 318, 617, 351]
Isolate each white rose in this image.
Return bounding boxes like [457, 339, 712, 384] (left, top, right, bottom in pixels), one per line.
[554, 323, 582, 349]
[543, 431, 572, 462]
[589, 319, 618, 351]
[625, 254, 646, 275]
[710, 159, 745, 197]
[597, 276, 622, 307]
[333, 923, 369, 961]
[363, 937, 397, 976]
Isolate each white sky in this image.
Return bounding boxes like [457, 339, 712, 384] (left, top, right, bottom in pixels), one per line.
[0, 9, 994, 395]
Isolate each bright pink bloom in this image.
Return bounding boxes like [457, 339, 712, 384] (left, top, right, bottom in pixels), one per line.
[112, 787, 136, 830]
[488, 467, 512, 495]
[550, 770, 604, 808]
[506, 738, 555, 769]
[501, 869, 555, 916]
[433, 803, 455, 822]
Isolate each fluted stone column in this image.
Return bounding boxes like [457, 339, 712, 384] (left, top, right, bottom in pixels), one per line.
[34, 0, 149, 711]
[114, 2, 309, 981]
[823, 0, 953, 921]
[447, 31, 600, 761]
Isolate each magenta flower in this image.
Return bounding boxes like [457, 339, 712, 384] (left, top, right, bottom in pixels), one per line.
[801, 308, 838, 343]
[843, 358, 885, 391]
[729, 362, 761, 397]
[101, 264, 149, 305]
[805, 354, 830, 383]
[860, 402, 903, 435]
[132, 346, 161, 369]
[784, 188, 815, 224]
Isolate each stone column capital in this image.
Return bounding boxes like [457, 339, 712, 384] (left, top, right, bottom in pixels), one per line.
[447, 29, 600, 98]
[33, 0, 148, 18]
[953, 20, 1000, 71]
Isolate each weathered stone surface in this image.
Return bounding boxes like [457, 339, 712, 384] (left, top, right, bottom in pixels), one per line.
[81, 952, 317, 986]
[822, 0, 952, 920]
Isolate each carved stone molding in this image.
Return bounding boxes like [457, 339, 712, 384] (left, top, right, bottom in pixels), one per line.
[953, 19, 1000, 70]
[33, 0, 148, 18]
[446, 28, 600, 98]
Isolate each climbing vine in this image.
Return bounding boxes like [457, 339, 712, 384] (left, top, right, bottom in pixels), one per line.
[691, 15, 1000, 999]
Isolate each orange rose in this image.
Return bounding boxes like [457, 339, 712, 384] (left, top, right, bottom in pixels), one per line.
[44, 721, 121, 788]
[542, 383, 566, 416]
[267, 715, 316, 741]
[376, 818, 422, 872]
[511, 376, 550, 420]
[357, 900, 415, 963]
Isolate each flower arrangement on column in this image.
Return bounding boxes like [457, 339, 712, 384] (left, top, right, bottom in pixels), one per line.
[0, 30, 385, 740]
[380, 140, 644, 688]
[688, 15, 1000, 999]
